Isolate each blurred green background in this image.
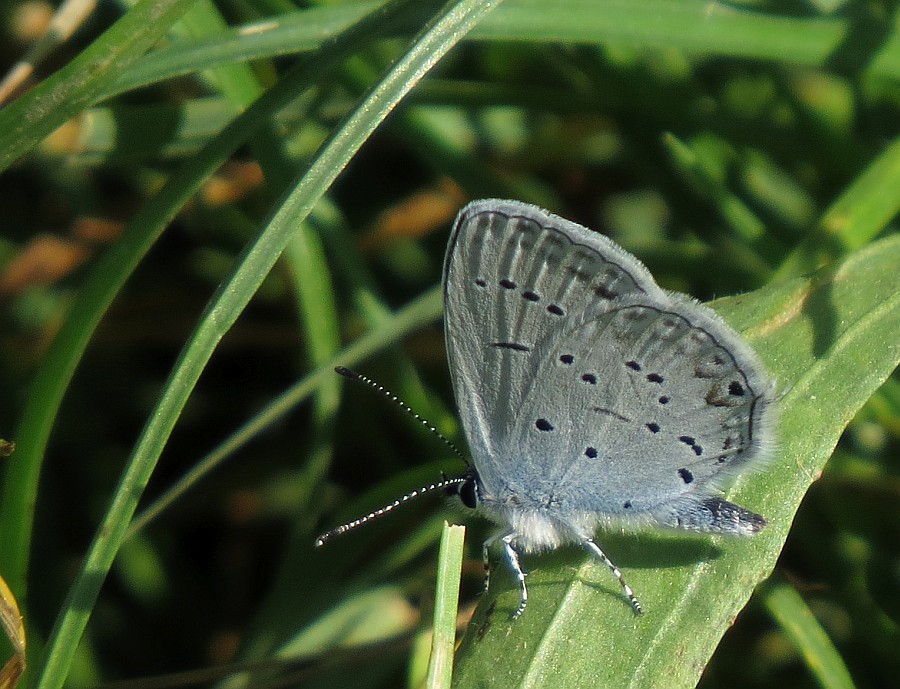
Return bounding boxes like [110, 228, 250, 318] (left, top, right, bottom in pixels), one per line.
[0, 1, 897, 688]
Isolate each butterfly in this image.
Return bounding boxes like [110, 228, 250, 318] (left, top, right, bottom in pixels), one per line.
[320, 199, 775, 619]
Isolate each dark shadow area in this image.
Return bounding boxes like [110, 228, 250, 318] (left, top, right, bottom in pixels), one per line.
[823, 2, 898, 78]
[801, 253, 841, 361]
[473, 532, 728, 620]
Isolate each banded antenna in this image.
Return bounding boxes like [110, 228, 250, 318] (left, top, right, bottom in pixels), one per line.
[315, 366, 469, 547]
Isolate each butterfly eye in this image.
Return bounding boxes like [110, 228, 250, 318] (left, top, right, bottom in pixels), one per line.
[457, 475, 479, 509]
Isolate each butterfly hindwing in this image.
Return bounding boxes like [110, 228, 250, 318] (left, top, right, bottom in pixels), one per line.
[507, 295, 772, 523]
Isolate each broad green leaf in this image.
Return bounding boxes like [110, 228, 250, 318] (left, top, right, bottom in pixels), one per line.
[452, 235, 900, 689]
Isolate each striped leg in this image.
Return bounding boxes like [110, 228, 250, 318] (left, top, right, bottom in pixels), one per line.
[500, 534, 529, 619]
[583, 538, 642, 615]
[481, 535, 498, 594]
[483, 534, 529, 618]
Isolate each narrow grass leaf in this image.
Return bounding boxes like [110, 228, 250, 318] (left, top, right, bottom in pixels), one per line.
[427, 523, 466, 689]
[0, 0, 197, 171]
[0, 0, 412, 603]
[31, 2, 503, 688]
[103, 0, 900, 101]
[777, 135, 900, 279]
[761, 576, 857, 689]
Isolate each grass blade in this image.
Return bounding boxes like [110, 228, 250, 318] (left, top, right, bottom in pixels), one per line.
[30, 2, 503, 688]
[761, 576, 857, 689]
[426, 523, 466, 689]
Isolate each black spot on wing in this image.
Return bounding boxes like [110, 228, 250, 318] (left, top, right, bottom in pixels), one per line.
[491, 342, 530, 352]
[678, 435, 703, 456]
[594, 283, 619, 300]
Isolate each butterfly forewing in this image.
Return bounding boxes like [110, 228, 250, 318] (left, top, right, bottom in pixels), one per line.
[443, 200, 662, 492]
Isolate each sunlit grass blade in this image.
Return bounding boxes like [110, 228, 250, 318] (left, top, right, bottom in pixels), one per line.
[761, 575, 857, 689]
[0, 0, 416, 604]
[102, 0, 900, 102]
[30, 2, 503, 688]
[0, 0, 197, 171]
[426, 523, 466, 689]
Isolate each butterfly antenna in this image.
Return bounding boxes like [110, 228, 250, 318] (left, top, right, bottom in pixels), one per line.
[334, 366, 466, 462]
[315, 475, 468, 547]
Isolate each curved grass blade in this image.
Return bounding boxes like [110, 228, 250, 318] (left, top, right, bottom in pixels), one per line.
[31, 2, 504, 688]
[761, 575, 856, 689]
[0, 0, 197, 171]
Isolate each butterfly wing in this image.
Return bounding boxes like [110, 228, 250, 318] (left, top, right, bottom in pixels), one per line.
[443, 200, 663, 494]
[507, 293, 773, 531]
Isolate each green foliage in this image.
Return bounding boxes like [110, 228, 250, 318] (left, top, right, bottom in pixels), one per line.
[0, 1, 897, 689]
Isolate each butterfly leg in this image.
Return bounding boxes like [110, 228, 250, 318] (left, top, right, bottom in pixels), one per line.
[582, 538, 642, 615]
[481, 535, 497, 594]
[499, 534, 529, 619]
